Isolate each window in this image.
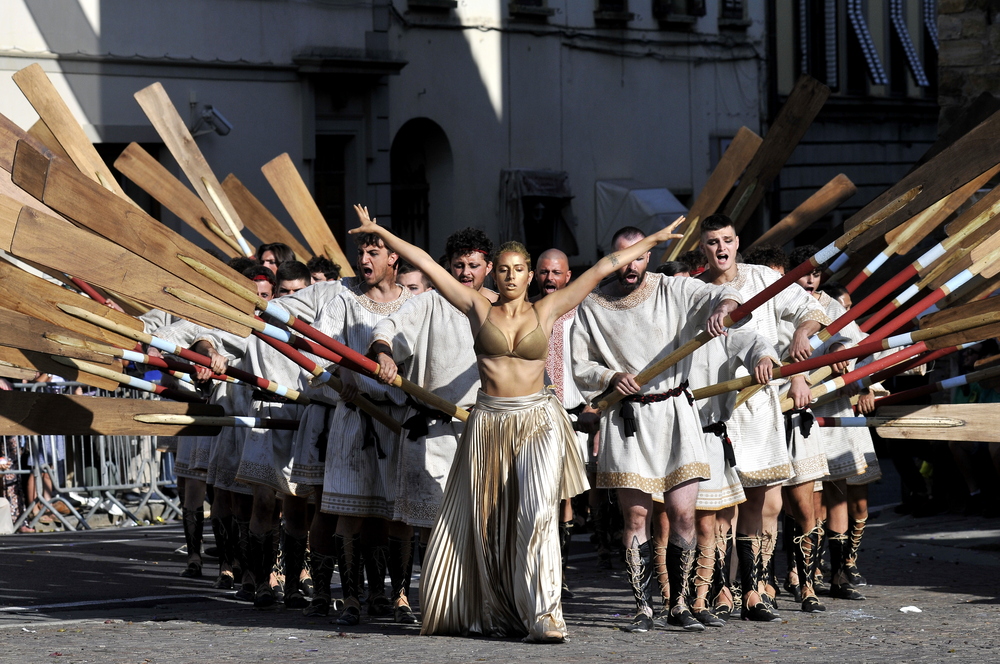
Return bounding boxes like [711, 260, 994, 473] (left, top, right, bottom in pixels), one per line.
[595, 0, 633, 25]
[509, 0, 555, 19]
[653, 0, 706, 24]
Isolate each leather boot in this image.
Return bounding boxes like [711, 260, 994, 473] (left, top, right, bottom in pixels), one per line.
[796, 527, 826, 613]
[334, 533, 363, 625]
[813, 519, 830, 594]
[784, 520, 803, 603]
[282, 531, 309, 609]
[736, 534, 780, 622]
[621, 539, 654, 632]
[387, 536, 417, 624]
[845, 517, 868, 586]
[665, 543, 704, 631]
[234, 520, 254, 601]
[180, 508, 203, 578]
[248, 530, 277, 609]
[365, 543, 390, 616]
[210, 515, 235, 589]
[829, 530, 865, 600]
[304, 551, 336, 617]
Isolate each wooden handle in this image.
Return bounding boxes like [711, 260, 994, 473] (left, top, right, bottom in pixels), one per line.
[747, 174, 855, 251]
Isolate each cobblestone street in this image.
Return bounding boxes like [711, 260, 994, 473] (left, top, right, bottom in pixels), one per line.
[2, 509, 999, 663]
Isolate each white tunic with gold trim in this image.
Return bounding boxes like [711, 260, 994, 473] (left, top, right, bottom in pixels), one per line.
[571, 272, 742, 493]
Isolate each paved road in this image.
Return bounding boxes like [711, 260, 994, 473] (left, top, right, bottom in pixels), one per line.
[2, 510, 999, 663]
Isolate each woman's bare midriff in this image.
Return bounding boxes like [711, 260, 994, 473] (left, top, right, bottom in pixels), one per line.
[477, 355, 547, 397]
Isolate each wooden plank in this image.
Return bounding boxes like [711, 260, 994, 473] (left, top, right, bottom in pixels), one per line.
[261, 153, 355, 276]
[133, 82, 244, 234]
[27, 119, 72, 162]
[0, 392, 224, 436]
[0, 256, 144, 349]
[722, 75, 831, 232]
[0, 307, 116, 364]
[9, 206, 251, 336]
[877, 404, 1000, 442]
[221, 173, 312, 261]
[664, 126, 763, 260]
[12, 140, 254, 316]
[0, 364, 39, 381]
[846, 108, 1000, 249]
[11, 63, 128, 198]
[114, 143, 238, 258]
[0, 346, 121, 391]
[0, 112, 51, 173]
[883, 164, 1000, 255]
[746, 174, 856, 251]
[919, 295, 999, 329]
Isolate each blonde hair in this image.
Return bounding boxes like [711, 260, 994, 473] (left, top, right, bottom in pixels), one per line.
[493, 241, 532, 269]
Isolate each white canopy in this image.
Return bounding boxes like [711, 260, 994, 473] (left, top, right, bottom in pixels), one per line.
[595, 179, 688, 256]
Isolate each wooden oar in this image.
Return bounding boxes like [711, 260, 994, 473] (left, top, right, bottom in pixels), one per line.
[221, 173, 312, 261]
[0, 113, 52, 172]
[590, 187, 920, 410]
[0, 255, 143, 349]
[919, 293, 1000, 329]
[869, 404, 1000, 442]
[134, 414, 299, 430]
[0, 392, 225, 436]
[174, 255, 467, 420]
[51, 356, 204, 402]
[133, 82, 245, 237]
[873, 365, 1000, 409]
[845, 107, 1000, 250]
[746, 174, 856, 251]
[56, 304, 305, 403]
[11, 64, 128, 198]
[0, 346, 119, 391]
[261, 153, 354, 276]
[778, 320, 1000, 412]
[692, 311, 1000, 401]
[723, 75, 831, 232]
[202, 178, 253, 256]
[815, 415, 965, 429]
[247, 327, 402, 434]
[164, 283, 460, 424]
[26, 119, 71, 161]
[6, 205, 251, 335]
[0, 308, 115, 364]
[817, 194, 1000, 341]
[11, 140, 255, 316]
[48, 332, 257, 389]
[663, 126, 763, 261]
[113, 142, 238, 258]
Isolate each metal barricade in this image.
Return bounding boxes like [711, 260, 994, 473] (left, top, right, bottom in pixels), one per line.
[8, 381, 180, 531]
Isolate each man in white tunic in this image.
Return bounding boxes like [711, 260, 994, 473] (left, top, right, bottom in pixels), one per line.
[571, 226, 744, 632]
[368, 228, 497, 624]
[314, 233, 411, 626]
[697, 214, 829, 621]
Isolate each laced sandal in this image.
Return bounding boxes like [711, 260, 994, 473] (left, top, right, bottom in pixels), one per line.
[334, 602, 361, 626]
[828, 531, 865, 601]
[690, 543, 722, 626]
[621, 539, 655, 633]
[795, 527, 826, 613]
[845, 517, 868, 586]
[213, 571, 235, 590]
[736, 535, 781, 622]
[393, 601, 418, 625]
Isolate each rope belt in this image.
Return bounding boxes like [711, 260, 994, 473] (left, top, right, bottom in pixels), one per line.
[619, 380, 694, 437]
[401, 396, 452, 442]
[346, 395, 395, 459]
[251, 389, 294, 404]
[703, 421, 737, 468]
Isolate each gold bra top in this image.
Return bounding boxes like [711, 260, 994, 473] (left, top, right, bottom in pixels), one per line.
[474, 308, 548, 361]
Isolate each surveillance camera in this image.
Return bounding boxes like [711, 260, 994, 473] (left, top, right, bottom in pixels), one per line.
[202, 105, 232, 136]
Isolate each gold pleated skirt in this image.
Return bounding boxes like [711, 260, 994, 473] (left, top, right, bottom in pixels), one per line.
[419, 390, 587, 640]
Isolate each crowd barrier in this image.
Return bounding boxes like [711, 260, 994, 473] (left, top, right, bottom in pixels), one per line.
[4, 381, 179, 532]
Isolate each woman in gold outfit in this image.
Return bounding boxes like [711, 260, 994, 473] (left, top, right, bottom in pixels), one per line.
[351, 206, 706, 642]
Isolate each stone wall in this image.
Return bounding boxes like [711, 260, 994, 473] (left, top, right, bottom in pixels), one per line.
[939, 0, 1000, 130]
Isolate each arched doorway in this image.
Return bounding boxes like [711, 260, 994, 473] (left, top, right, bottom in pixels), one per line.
[390, 118, 453, 252]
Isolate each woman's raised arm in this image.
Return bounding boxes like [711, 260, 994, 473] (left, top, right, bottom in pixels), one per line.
[537, 217, 684, 323]
[350, 205, 490, 319]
